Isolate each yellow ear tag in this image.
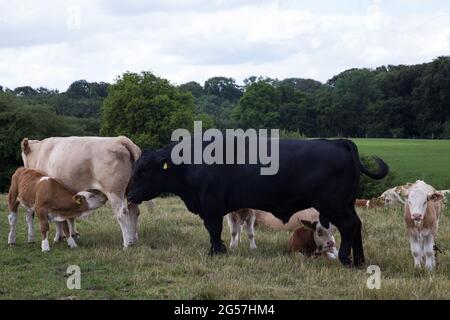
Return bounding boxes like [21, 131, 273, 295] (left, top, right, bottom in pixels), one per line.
[163, 162, 169, 170]
[74, 197, 82, 204]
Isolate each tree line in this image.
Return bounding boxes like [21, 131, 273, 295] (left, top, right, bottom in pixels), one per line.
[1, 56, 449, 192]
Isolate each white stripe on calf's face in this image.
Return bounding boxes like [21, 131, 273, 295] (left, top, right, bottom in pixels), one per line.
[407, 189, 428, 221]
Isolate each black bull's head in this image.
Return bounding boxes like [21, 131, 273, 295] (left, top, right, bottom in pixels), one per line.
[127, 150, 171, 205]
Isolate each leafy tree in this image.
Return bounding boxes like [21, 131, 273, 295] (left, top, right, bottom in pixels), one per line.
[101, 71, 195, 149]
[13, 86, 37, 97]
[235, 80, 281, 128]
[412, 57, 450, 138]
[66, 80, 92, 98]
[179, 81, 204, 98]
[279, 78, 322, 93]
[204, 77, 242, 102]
[0, 92, 95, 191]
[442, 120, 450, 139]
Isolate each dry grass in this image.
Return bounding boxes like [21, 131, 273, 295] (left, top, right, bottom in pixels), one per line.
[0, 195, 449, 300]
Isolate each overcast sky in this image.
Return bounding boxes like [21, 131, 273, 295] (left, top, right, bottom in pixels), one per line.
[1, 0, 449, 91]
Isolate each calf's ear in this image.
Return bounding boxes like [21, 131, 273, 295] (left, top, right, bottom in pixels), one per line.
[428, 193, 444, 202]
[73, 195, 85, 205]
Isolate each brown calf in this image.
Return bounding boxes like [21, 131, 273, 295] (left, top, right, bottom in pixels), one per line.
[287, 220, 338, 259]
[8, 167, 107, 252]
[404, 181, 443, 270]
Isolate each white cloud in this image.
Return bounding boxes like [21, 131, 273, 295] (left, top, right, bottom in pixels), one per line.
[0, 0, 449, 90]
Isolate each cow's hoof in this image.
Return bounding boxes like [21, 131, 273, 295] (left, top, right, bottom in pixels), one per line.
[67, 237, 77, 249]
[75, 233, 80, 239]
[353, 257, 366, 268]
[209, 243, 227, 256]
[28, 241, 35, 244]
[129, 238, 138, 246]
[8, 243, 16, 247]
[41, 240, 50, 252]
[339, 257, 353, 268]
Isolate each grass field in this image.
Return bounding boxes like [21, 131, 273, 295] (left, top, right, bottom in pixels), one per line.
[1, 138, 449, 300]
[353, 139, 450, 190]
[0, 195, 449, 300]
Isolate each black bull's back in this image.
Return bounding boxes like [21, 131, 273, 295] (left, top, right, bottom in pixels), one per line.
[184, 139, 359, 222]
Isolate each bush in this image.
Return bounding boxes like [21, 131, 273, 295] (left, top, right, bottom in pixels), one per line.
[0, 93, 101, 192]
[279, 129, 307, 139]
[357, 154, 398, 199]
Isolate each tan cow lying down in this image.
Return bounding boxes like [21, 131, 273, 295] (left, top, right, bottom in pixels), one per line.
[8, 168, 107, 252]
[287, 220, 338, 259]
[254, 208, 320, 231]
[21, 136, 141, 248]
[404, 181, 444, 270]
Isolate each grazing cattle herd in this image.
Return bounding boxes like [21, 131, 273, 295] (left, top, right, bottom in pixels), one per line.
[4, 135, 448, 272]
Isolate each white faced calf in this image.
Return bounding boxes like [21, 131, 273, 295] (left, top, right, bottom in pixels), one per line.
[287, 220, 338, 259]
[226, 208, 257, 250]
[404, 184, 443, 270]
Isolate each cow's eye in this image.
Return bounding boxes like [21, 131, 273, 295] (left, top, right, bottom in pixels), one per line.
[317, 230, 323, 236]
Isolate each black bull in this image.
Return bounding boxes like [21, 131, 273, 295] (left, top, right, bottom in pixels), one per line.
[127, 138, 389, 267]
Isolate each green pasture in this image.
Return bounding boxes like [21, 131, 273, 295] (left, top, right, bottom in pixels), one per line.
[353, 139, 450, 190]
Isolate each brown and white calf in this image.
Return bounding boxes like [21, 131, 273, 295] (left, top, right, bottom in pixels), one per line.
[8, 167, 107, 252]
[287, 220, 338, 259]
[226, 208, 257, 250]
[404, 182, 444, 270]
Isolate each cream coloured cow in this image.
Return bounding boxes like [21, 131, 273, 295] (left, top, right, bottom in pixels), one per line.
[21, 136, 141, 248]
[404, 181, 443, 270]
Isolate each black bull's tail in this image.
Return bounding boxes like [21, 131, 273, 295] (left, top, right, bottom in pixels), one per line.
[342, 140, 389, 180]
